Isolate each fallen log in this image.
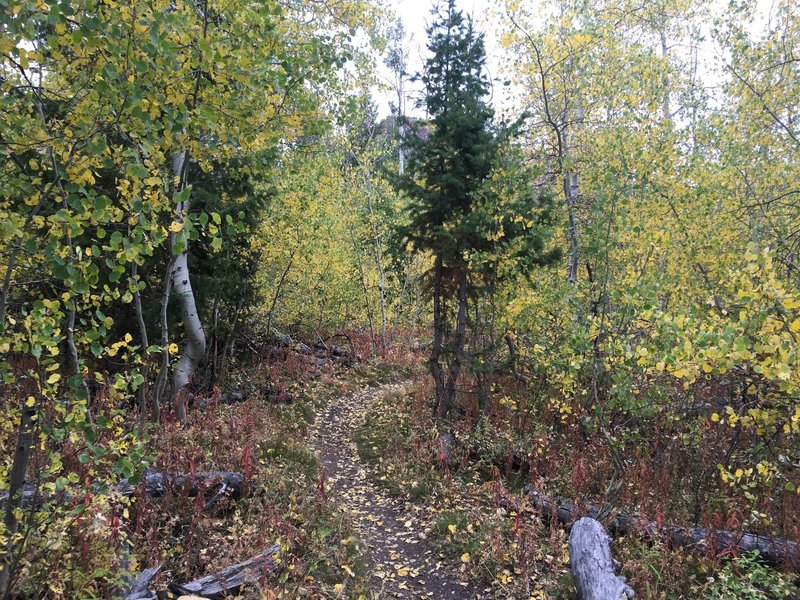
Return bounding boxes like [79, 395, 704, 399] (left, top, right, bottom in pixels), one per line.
[168, 543, 281, 599]
[2, 470, 247, 512]
[222, 389, 247, 404]
[569, 517, 635, 600]
[122, 564, 161, 600]
[132, 470, 247, 511]
[522, 485, 800, 570]
[198, 383, 293, 409]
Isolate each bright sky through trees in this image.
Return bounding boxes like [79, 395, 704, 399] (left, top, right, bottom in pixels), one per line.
[377, 0, 774, 119]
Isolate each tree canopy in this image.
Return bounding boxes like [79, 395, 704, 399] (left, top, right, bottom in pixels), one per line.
[1, 0, 799, 597]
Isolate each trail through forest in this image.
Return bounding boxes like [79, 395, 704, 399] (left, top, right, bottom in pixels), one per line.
[311, 382, 485, 599]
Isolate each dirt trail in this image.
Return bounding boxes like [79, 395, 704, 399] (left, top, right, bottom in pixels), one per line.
[311, 382, 486, 599]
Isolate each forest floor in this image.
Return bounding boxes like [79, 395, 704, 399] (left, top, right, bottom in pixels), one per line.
[310, 380, 488, 599]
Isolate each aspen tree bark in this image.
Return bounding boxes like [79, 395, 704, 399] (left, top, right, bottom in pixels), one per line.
[169, 150, 206, 422]
[152, 254, 173, 420]
[660, 29, 671, 121]
[562, 51, 584, 285]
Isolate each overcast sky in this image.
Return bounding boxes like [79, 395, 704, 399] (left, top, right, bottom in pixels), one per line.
[373, 0, 775, 119]
[375, 0, 500, 118]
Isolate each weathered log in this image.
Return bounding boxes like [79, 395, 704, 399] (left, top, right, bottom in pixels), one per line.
[523, 486, 800, 570]
[218, 389, 249, 405]
[168, 543, 281, 599]
[123, 564, 161, 600]
[293, 342, 312, 355]
[271, 332, 292, 347]
[134, 470, 247, 510]
[569, 517, 635, 600]
[313, 338, 351, 363]
[198, 383, 293, 409]
[2, 471, 246, 512]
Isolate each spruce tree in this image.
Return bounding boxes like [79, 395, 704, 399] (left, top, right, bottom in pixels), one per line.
[398, 1, 560, 418]
[398, 0, 497, 417]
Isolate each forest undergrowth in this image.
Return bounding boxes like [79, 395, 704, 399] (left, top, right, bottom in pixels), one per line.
[353, 365, 800, 599]
[3, 0, 800, 597]
[2, 331, 408, 598]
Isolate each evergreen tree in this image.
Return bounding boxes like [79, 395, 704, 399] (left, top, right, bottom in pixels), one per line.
[398, 0, 497, 417]
[398, 0, 560, 418]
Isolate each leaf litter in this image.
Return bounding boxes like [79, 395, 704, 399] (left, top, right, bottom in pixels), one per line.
[311, 382, 488, 599]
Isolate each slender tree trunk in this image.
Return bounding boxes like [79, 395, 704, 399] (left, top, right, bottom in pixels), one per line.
[65, 300, 91, 421]
[169, 151, 206, 422]
[397, 101, 406, 176]
[0, 395, 37, 598]
[396, 54, 406, 176]
[153, 255, 174, 422]
[265, 247, 295, 338]
[132, 264, 151, 433]
[561, 119, 581, 284]
[443, 264, 467, 416]
[660, 29, 671, 121]
[429, 253, 446, 416]
[171, 250, 205, 421]
[389, 255, 416, 343]
[377, 262, 387, 353]
[366, 190, 387, 353]
[209, 297, 219, 386]
[218, 299, 243, 383]
[349, 227, 376, 352]
[0, 247, 18, 334]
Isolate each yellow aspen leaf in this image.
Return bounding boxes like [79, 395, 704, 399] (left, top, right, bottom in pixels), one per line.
[168, 221, 184, 233]
[448, 524, 457, 534]
[25, 396, 36, 408]
[47, 373, 61, 385]
[460, 553, 470, 563]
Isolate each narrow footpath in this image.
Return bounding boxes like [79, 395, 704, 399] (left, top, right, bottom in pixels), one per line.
[311, 382, 486, 599]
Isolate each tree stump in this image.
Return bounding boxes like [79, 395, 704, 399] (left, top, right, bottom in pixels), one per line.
[569, 517, 635, 600]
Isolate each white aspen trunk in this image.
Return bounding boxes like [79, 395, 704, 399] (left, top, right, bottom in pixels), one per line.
[561, 123, 581, 284]
[660, 29, 671, 121]
[170, 150, 206, 422]
[398, 81, 406, 176]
